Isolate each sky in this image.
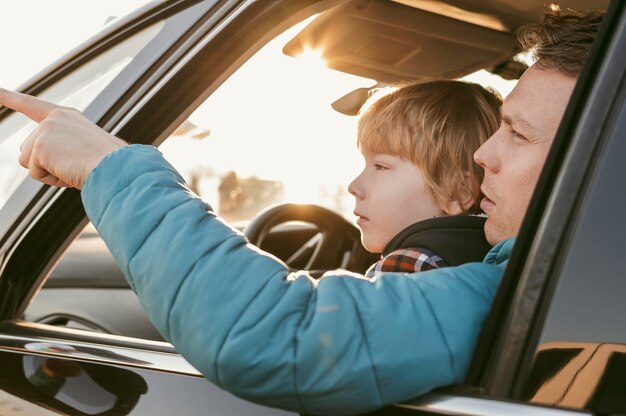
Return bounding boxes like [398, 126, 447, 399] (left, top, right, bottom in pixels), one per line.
[1, 1, 152, 90]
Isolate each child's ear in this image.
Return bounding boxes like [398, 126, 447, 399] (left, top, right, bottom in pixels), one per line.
[442, 184, 475, 215]
[442, 200, 465, 216]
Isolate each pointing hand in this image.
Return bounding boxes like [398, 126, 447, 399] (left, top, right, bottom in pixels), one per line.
[0, 88, 128, 189]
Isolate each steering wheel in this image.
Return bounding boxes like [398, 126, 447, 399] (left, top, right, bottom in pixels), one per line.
[244, 204, 375, 274]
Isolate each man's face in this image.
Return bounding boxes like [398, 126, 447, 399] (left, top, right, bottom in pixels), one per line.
[474, 65, 577, 245]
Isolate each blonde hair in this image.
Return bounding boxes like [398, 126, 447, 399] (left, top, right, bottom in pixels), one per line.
[357, 80, 501, 214]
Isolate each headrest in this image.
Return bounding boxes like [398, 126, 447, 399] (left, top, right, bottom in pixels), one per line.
[383, 215, 491, 266]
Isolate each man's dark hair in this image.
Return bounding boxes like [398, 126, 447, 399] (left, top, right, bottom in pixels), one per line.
[516, 8, 604, 76]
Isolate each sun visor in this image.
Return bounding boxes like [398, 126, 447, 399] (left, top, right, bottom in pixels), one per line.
[283, 0, 516, 83]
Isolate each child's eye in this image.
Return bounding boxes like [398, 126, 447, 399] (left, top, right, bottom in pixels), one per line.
[374, 163, 388, 171]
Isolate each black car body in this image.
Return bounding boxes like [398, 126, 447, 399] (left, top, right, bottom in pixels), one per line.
[0, 0, 624, 414]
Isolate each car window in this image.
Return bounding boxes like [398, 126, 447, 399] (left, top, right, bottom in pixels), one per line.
[159, 17, 373, 223]
[158, 17, 516, 224]
[22, 15, 375, 340]
[522, 88, 626, 414]
[23, 4, 516, 343]
[0, 22, 164, 213]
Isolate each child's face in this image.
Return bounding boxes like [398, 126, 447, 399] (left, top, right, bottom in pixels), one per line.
[349, 149, 445, 253]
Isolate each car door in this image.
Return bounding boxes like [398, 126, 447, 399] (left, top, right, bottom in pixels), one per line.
[0, 0, 621, 415]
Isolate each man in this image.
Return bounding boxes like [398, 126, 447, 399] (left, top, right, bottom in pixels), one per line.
[475, 11, 603, 245]
[0, 9, 602, 415]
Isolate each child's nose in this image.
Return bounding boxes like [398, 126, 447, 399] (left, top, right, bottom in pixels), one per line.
[348, 174, 364, 199]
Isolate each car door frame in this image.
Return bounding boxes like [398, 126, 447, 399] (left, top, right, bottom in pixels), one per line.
[1, 0, 623, 414]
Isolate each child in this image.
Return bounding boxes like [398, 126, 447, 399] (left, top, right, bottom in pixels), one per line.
[348, 80, 501, 277]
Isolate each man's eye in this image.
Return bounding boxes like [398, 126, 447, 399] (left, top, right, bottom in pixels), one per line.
[512, 130, 527, 142]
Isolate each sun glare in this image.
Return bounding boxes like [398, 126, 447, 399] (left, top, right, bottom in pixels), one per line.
[294, 47, 327, 67]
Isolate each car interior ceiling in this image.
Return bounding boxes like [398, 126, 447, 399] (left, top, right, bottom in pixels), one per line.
[284, 0, 524, 116]
[283, 0, 518, 84]
[287, 0, 609, 114]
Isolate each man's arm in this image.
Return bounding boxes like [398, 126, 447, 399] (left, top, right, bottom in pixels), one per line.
[84, 145, 507, 415]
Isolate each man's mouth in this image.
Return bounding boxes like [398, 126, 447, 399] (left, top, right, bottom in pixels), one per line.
[480, 196, 496, 211]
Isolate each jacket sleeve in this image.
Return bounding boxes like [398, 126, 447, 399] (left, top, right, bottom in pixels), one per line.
[81, 145, 506, 415]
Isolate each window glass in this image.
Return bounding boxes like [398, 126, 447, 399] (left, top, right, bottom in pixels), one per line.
[0, 22, 163, 212]
[524, 93, 626, 413]
[159, 17, 374, 223]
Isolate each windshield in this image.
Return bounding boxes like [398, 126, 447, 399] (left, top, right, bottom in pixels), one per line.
[159, 17, 516, 224]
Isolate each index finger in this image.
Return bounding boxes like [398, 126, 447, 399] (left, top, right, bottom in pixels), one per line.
[0, 87, 64, 123]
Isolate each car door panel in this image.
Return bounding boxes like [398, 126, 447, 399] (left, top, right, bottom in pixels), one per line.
[0, 323, 296, 415]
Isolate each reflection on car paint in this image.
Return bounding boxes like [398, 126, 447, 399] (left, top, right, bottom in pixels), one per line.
[0, 347, 297, 415]
[24, 355, 147, 415]
[0, 329, 198, 374]
[527, 342, 626, 413]
[0, 351, 146, 415]
[25, 341, 151, 365]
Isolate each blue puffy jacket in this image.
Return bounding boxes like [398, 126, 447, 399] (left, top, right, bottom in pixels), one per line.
[82, 145, 514, 415]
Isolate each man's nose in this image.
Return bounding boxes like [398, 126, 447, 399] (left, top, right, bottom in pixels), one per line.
[474, 132, 500, 173]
